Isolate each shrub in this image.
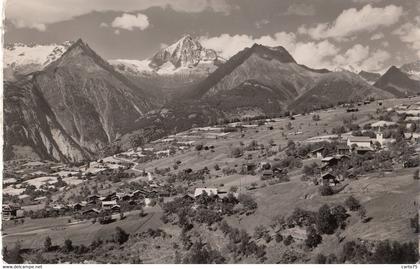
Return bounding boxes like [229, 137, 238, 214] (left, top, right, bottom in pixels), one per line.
[231, 147, 243, 158]
[114, 226, 129, 245]
[319, 185, 334, 196]
[44, 236, 52, 252]
[275, 233, 283, 243]
[331, 205, 348, 229]
[253, 225, 268, 239]
[371, 240, 419, 264]
[410, 213, 419, 233]
[358, 206, 367, 221]
[314, 253, 327, 264]
[414, 169, 419, 180]
[238, 193, 257, 212]
[3, 244, 23, 264]
[305, 226, 322, 249]
[182, 239, 225, 264]
[345, 196, 361, 211]
[283, 235, 294, 246]
[316, 204, 337, 234]
[63, 239, 73, 252]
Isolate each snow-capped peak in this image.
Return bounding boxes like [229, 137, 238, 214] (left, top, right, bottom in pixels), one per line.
[4, 41, 74, 80]
[400, 60, 420, 80]
[111, 34, 222, 76]
[149, 35, 219, 70]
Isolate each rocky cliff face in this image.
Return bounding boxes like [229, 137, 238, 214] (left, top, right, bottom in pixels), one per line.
[110, 35, 223, 100]
[34, 39, 157, 153]
[4, 80, 90, 162]
[4, 39, 158, 162]
[149, 35, 219, 71]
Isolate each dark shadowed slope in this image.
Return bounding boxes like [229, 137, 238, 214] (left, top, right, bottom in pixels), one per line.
[4, 80, 91, 162]
[292, 71, 394, 113]
[374, 66, 420, 97]
[33, 39, 158, 154]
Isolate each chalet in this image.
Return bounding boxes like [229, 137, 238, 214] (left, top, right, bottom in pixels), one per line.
[131, 189, 151, 198]
[242, 162, 257, 173]
[87, 194, 101, 203]
[354, 147, 374, 155]
[194, 188, 218, 198]
[371, 120, 397, 129]
[320, 173, 339, 186]
[101, 200, 118, 210]
[404, 133, 420, 143]
[347, 136, 372, 149]
[110, 204, 121, 213]
[116, 192, 131, 201]
[2, 205, 23, 221]
[72, 203, 84, 211]
[17, 194, 31, 204]
[181, 194, 195, 203]
[261, 169, 274, 180]
[406, 116, 420, 122]
[309, 147, 325, 159]
[272, 167, 284, 176]
[102, 192, 118, 201]
[321, 155, 350, 170]
[34, 196, 48, 204]
[346, 107, 359, 112]
[81, 208, 101, 216]
[336, 144, 350, 155]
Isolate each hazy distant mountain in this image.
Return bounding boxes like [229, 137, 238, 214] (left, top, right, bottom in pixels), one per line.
[374, 66, 420, 97]
[292, 71, 393, 113]
[4, 39, 158, 161]
[4, 41, 73, 81]
[111, 35, 224, 100]
[400, 60, 420, 80]
[358, 70, 381, 85]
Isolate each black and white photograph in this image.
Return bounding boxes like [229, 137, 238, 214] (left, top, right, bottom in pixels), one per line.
[1, 0, 420, 265]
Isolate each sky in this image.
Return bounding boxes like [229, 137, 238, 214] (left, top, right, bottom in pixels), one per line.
[4, 0, 420, 73]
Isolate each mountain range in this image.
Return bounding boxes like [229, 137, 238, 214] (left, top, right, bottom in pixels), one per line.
[4, 36, 420, 162]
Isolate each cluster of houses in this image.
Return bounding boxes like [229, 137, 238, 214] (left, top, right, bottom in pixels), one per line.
[69, 188, 157, 218]
[2, 204, 24, 221]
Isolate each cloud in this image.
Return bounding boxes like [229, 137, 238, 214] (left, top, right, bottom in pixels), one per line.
[200, 32, 297, 59]
[284, 3, 315, 16]
[255, 19, 270, 29]
[5, 0, 232, 31]
[360, 49, 391, 71]
[99, 22, 108, 28]
[199, 33, 339, 69]
[298, 4, 403, 40]
[333, 44, 370, 67]
[352, 0, 384, 3]
[111, 13, 150, 31]
[160, 43, 169, 49]
[200, 33, 390, 71]
[371, 33, 384, 40]
[332, 44, 390, 72]
[293, 40, 339, 68]
[393, 16, 420, 58]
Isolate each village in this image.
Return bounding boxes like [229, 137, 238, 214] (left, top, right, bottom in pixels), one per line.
[2, 96, 420, 263]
